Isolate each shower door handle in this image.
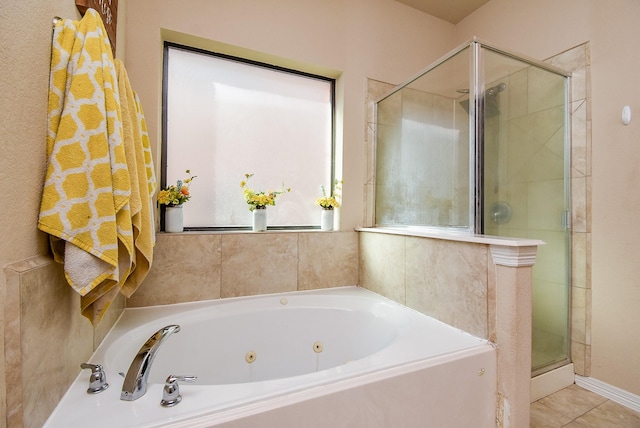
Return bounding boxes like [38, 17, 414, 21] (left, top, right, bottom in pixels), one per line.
[561, 210, 570, 230]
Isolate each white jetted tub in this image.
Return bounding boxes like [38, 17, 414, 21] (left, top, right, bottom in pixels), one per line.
[44, 286, 496, 427]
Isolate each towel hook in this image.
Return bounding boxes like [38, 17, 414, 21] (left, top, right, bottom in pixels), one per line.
[52, 16, 62, 28]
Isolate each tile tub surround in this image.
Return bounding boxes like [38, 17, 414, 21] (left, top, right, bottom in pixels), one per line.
[10, 228, 534, 428]
[3, 256, 124, 428]
[127, 230, 359, 307]
[358, 227, 543, 428]
[6, 231, 357, 427]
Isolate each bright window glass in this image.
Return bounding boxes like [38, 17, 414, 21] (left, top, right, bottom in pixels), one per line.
[163, 44, 334, 229]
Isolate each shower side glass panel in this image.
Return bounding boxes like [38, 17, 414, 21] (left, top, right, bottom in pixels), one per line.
[480, 46, 570, 374]
[376, 47, 472, 230]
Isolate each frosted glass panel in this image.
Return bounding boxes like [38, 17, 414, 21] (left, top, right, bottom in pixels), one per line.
[375, 47, 470, 229]
[165, 46, 333, 228]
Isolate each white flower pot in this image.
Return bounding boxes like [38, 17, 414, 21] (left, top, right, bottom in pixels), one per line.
[321, 209, 334, 231]
[253, 208, 267, 232]
[165, 205, 184, 232]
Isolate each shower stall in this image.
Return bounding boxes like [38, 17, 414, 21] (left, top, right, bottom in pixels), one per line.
[375, 39, 571, 375]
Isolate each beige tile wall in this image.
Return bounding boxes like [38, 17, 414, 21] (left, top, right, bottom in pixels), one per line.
[127, 231, 359, 307]
[546, 43, 592, 376]
[359, 232, 491, 339]
[405, 237, 490, 339]
[3, 256, 124, 428]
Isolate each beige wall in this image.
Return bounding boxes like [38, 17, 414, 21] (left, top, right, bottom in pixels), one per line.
[1, 2, 81, 424]
[123, 0, 455, 230]
[456, 0, 640, 396]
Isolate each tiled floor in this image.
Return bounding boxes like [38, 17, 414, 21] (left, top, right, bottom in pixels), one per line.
[531, 384, 640, 427]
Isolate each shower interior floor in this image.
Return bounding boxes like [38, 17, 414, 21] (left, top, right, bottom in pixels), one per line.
[531, 384, 640, 427]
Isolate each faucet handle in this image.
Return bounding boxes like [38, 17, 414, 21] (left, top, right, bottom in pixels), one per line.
[160, 375, 197, 407]
[80, 363, 109, 394]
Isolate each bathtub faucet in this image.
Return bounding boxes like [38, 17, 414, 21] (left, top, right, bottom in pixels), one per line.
[120, 324, 181, 401]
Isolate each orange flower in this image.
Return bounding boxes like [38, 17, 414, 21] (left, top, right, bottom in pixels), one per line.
[157, 170, 197, 206]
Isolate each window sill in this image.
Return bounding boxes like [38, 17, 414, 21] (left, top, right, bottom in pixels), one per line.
[160, 228, 341, 235]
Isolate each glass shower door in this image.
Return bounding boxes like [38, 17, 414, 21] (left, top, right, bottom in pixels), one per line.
[375, 40, 571, 375]
[480, 47, 571, 374]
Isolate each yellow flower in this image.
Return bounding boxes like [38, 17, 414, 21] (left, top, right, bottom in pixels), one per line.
[240, 173, 290, 211]
[316, 180, 342, 209]
[157, 170, 197, 206]
[157, 190, 171, 205]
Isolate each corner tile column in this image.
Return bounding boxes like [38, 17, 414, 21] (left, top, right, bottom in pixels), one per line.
[490, 244, 538, 428]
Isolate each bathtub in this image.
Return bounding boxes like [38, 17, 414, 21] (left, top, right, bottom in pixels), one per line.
[44, 286, 497, 427]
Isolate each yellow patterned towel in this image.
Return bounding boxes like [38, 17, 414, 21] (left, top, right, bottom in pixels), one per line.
[115, 59, 155, 297]
[136, 92, 157, 202]
[39, 9, 133, 324]
[136, 92, 158, 248]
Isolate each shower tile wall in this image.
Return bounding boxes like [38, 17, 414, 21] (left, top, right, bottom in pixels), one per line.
[365, 79, 395, 226]
[546, 43, 592, 377]
[375, 89, 468, 228]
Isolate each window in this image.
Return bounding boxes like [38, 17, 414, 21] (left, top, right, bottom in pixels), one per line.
[162, 43, 335, 229]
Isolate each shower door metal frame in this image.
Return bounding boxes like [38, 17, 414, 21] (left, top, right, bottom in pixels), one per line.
[472, 40, 574, 376]
[470, 39, 572, 236]
[471, 41, 483, 233]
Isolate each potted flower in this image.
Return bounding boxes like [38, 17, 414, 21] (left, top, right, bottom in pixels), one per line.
[240, 173, 290, 231]
[315, 179, 342, 231]
[158, 170, 196, 232]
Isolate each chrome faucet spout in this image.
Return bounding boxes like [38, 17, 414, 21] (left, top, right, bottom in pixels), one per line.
[120, 324, 180, 401]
